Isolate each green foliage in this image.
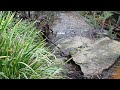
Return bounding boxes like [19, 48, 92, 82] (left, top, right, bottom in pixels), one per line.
[79, 11, 116, 38]
[0, 11, 63, 79]
[80, 11, 113, 28]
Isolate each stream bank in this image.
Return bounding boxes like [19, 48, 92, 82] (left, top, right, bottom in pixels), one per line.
[17, 11, 120, 79]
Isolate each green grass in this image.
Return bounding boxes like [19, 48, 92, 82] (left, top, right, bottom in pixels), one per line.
[79, 11, 116, 38]
[79, 11, 113, 28]
[0, 11, 63, 79]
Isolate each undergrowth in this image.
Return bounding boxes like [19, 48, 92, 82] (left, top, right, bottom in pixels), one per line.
[0, 11, 64, 79]
[79, 11, 120, 39]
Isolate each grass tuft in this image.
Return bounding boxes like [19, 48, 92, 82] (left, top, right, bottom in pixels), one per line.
[0, 11, 63, 79]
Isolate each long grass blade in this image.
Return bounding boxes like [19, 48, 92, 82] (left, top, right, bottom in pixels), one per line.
[20, 72, 28, 79]
[0, 72, 9, 79]
[0, 56, 10, 59]
[18, 62, 38, 75]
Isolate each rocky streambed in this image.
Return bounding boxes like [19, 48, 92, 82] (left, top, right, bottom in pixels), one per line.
[47, 11, 120, 79]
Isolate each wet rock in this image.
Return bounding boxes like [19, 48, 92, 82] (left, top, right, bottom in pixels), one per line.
[72, 37, 120, 77]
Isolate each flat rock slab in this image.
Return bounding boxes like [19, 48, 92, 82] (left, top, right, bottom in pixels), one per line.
[55, 36, 94, 57]
[72, 37, 120, 77]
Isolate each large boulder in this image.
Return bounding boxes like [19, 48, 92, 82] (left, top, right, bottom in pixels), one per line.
[72, 37, 120, 77]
